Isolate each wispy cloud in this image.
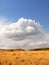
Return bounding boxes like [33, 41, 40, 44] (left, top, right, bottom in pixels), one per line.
[0, 17, 49, 49]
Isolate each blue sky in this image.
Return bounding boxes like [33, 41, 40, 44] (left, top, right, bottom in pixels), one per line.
[0, 0, 49, 49]
[0, 0, 49, 32]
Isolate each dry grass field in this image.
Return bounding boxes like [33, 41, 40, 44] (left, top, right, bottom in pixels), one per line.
[0, 49, 49, 65]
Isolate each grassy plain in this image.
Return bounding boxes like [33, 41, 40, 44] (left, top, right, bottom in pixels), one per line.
[0, 49, 49, 65]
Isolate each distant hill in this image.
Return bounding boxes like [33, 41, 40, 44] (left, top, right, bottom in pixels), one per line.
[29, 47, 49, 51]
[0, 47, 49, 51]
[0, 49, 25, 51]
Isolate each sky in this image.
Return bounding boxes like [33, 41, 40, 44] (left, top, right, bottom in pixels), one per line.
[0, 0, 49, 49]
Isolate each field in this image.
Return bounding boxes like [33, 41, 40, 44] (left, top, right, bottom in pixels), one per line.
[0, 49, 49, 65]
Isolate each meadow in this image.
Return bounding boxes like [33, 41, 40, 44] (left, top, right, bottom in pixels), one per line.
[0, 49, 49, 65]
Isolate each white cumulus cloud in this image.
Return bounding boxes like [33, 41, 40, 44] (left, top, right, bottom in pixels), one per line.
[4, 18, 43, 40]
[0, 17, 49, 49]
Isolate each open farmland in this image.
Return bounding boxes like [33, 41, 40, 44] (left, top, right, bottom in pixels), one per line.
[0, 49, 49, 65]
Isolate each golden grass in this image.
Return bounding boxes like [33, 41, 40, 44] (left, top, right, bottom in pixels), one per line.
[0, 50, 49, 65]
